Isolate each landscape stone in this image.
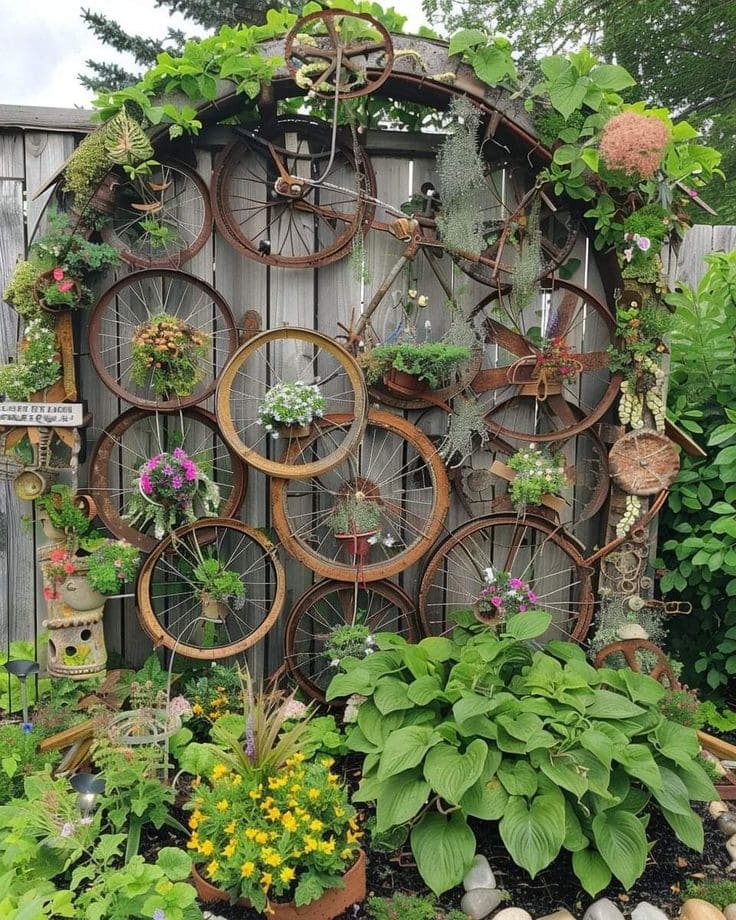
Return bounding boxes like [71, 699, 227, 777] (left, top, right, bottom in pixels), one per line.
[492, 908, 533, 920]
[718, 814, 736, 837]
[460, 889, 502, 919]
[722, 905, 736, 920]
[727, 834, 736, 862]
[537, 910, 576, 920]
[617, 623, 649, 640]
[583, 897, 626, 920]
[632, 901, 671, 920]
[710, 801, 730, 818]
[680, 899, 727, 920]
[463, 854, 497, 891]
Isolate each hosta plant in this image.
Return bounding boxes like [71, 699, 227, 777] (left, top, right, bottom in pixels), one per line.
[327, 611, 716, 897]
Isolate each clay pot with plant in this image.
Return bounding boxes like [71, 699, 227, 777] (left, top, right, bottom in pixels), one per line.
[191, 556, 247, 620]
[327, 493, 382, 558]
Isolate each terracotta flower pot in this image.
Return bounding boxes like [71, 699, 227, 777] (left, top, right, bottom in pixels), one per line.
[472, 600, 504, 628]
[33, 270, 82, 314]
[279, 422, 313, 439]
[191, 849, 366, 920]
[200, 591, 229, 621]
[383, 368, 428, 397]
[335, 531, 377, 559]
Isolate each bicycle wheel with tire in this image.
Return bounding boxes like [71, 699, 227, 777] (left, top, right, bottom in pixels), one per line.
[417, 513, 594, 643]
[137, 518, 285, 659]
[284, 579, 419, 703]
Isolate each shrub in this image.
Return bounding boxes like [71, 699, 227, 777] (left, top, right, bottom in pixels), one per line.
[682, 878, 736, 910]
[327, 612, 716, 897]
[3, 260, 42, 317]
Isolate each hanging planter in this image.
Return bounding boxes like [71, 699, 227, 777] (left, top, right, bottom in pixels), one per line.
[383, 367, 429, 397]
[191, 850, 367, 920]
[491, 448, 568, 514]
[257, 380, 326, 440]
[33, 268, 83, 314]
[334, 530, 378, 559]
[327, 493, 382, 561]
[361, 342, 472, 396]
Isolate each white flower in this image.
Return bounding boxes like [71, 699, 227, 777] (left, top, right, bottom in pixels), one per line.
[367, 534, 379, 545]
[483, 566, 496, 584]
[383, 533, 396, 547]
[365, 648, 374, 655]
[330, 658, 340, 668]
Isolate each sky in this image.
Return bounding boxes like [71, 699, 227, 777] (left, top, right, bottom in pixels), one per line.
[0, 0, 427, 109]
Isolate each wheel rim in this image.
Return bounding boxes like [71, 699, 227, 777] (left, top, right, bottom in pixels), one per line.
[417, 513, 594, 643]
[211, 115, 375, 268]
[88, 269, 238, 410]
[137, 518, 285, 659]
[271, 409, 451, 581]
[88, 407, 247, 552]
[284, 579, 419, 703]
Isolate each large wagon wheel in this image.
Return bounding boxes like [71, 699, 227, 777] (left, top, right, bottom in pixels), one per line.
[470, 279, 620, 441]
[285, 10, 394, 100]
[88, 269, 238, 410]
[100, 160, 213, 269]
[137, 518, 285, 659]
[595, 640, 680, 688]
[271, 409, 451, 582]
[216, 326, 368, 480]
[284, 579, 419, 704]
[88, 407, 247, 553]
[417, 513, 594, 642]
[449, 160, 579, 286]
[211, 115, 376, 268]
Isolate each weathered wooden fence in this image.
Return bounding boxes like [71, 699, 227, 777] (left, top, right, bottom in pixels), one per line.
[0, 105, 727, 674]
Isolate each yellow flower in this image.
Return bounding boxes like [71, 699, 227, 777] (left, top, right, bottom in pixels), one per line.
[223, 840, 237, 858]
[334, 806, 345, 818]
[280, 866, 296, 884]
[255, 830, 269, 845]
[267, 807, 281, 822]
[348, 817, 360, 831]
[191, 775, 201, 789]
[309, 819, 324, 832]
[245, 828, 258, 840]
[261, 796, 274, 810]
[281, 812, 298, 833]
[261, 848, 282, 867]
[269, 831, 278, 841]
[292, 849, 303, 859]
[191, 703, 203, 716]
[327, 772, 339, 785]
[347, 829, 363, 844]
[212, 763, 228, 781]
[249, 788, 262, 800]
[241, 860, 255, 878]
[187, 833, 199, 850]
[307, 788, 320, 801]
[188, 815, 200, 830]
[288, 798, 298, 808]
[289, 784, 302, 794]
[225, 820, 237, 836]
[216, 799, 229, 812]
[340, 847, 353, 860]
[320, 756, 334, 768]
[320, 837, 336, 854]
[303, 835, 318, 853]
[200, 840, 214, 857]
[232, 774, 242, 787]
[261, 872, 273, 890]
[206, 859, 219, 879]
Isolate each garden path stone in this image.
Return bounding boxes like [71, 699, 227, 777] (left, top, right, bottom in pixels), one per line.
[718, 814, 736, 837]
[632, 901, 671, 920]
[583, 897, 626, 920]
[709, 801, 730, 818]
[460, 888, 502, 919]
[492, 908, 533, 920]
[463, 854, 497, 891]
[537, 910, 577, 920]
[680, 899, 727, 920]
[723, 905, 736, 920]
[727, 834, 736, 862]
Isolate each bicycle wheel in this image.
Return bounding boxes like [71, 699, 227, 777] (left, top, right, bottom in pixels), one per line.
[100, 160, 213, 269]
[211, 115, 375, 268]
[137, 518, 285, 659]
[216, 326, 368, 480]
[417, 514, 594, 643]
[88, 407, 247, 552]
[284, 579, 419, 703]
[270, 409, 451, 581]
[88, 269, 238, 410]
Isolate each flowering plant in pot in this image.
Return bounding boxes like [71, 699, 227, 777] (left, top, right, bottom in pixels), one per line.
[42, 539, 139, 606]
[257, 380, 326, 438]
[474, 566, 542, 627]
[125, 447, 220, 539]
[131, 313, 209, 399]
[324, 620, 376, 669]
[0, 315, 62, 401]
[534, 336, 582, 384]
[327, 493, 382, 558]
[191, 556, 247, 619]
[505, 445, 568, 510]
[34, 484, 100, 545]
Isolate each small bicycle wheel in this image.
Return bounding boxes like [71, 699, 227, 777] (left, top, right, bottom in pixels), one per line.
[100, 160, 212, 269]
[211, 115, 375, 268]
[88, 407, 247, 552]
[88, 269, 238, 410]
[270, 409, 451, 581]
[417, 514, 594, 643]
[284, 579, 419, 703]
[137, 518, 285, 659]
[216, 326, 368, 480]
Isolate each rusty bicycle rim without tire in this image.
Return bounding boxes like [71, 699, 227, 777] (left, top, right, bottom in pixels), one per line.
[137, 518, 285, 659]
[88, 406, 247, 553]
[417, 512, 594, 643]
[271, 409, 451, 582]
[211, 115, 376, 269]
[100, 159, 213, 270]
[284, 578, 419, 703]
[216, 326, 368, 480]
[88, 268, 238, 411]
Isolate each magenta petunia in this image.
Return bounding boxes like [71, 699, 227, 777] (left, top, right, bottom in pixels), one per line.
[171, 474, 183, 490]
[140, 474, 153, 495]
[527, 590, 537, 603]
[490, 595, 503, 607]
[509, 577, 525, 589]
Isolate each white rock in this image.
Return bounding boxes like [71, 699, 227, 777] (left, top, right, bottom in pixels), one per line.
[463, 854, 496, 891]
[723, 906, 736, 920]
[680, 899, 727, 920]
[710, 801, 730, 818]
[632, 902, 670, 920]
[493, 909, 533, 920]
[617, 623, 649, 640]
[728, 834, 736, 862]
[460, 888, 502, 919]
[538, 911, 576, 920]
[583, 898, 627, 920]
[718, 814, 736, 837]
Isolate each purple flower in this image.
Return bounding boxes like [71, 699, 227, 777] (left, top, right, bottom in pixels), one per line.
[172, 447, 186, 460]
[509, 578, 525, 589]
[171, 474, 183, 490]
[183, 462, 197, 481]
[519, 604, 527, 612]
[527, 591, 537, 603]
[490, 595, 503, 608]
[153, 910, 166, 920]
[140, 474, 153, 495]
[636, 235, 651, 252]
[60, 822, 75, 838]
[163, 464, 174, 476]
[22, 722, 33, 733]
[245, 712, 255, 761]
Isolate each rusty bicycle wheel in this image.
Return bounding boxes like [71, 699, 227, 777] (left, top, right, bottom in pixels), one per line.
[88, 407, 247, 553]
[417, 513, 594, 643]
[271, 409, 451, 582]
[211, 115, 375, 268]
[216, 326, 368, 480]
[137, 518, 285, 659]
[100, 159, 213, 269]
[88, 269, 238, 410]
[284, 578, 419, 703]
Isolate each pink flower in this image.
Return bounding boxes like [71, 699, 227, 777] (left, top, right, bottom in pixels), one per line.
[623, 248, 633, 263]
[52, 267, 64, 281]
[172, 447, 186, 460]
[140, 473, 153, 495]
[280, 698, 308, 720]
[490, 596, 503, 607]
[599, 112, 670, 179]
[636, 236, 651, 252]
[527, 591, 537, 603]
[509, 578, 525, 589]
[113, 559, 122, 568]
[171, 474, 183, 490]
[519, 604, 527, 612]
[63, 562, 75, 575]
[183, 463, 197, 482]
[57, 280, 74, 293]
[168, 695, 193, 719]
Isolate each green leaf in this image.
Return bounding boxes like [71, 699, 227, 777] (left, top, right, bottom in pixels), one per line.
[1, 757, 17, 778]
[660, 805, 704, 851]
[549, 69, 588, 120]
[504, 611, 552, 640]
[418, 637, 455, 661]
[461, 773, 508, 820]
[357, 701, 403, 747]
[499, 792, 566, 877]
[470, 45, 514, 85]
[453, 693, 496, 723]
[614, 744, 663, 792]
[407, 675, 444, 705]
[374, 677, 415, 714]
[375, 768, 430, 832]
[294, 872, 325, 907]
[498, 760, 539, 797]
[652, 766, 696, 816]
[579, 730, 614, 769]
[591, 809, 648, 889]
[326, 667, 374, 701]
[535, 751, 589, 799]
[423, 739, 488, 805]
[587, 688, 645, 719]
[572, 848, 613, 896]
[589, 63, 636, 91]
[448, 28, 487, 56]
[377, 726, 439, 781]
[619, 670, 666, 705]
[410, 811, 475, 895]
[156, 847, 191, 881]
